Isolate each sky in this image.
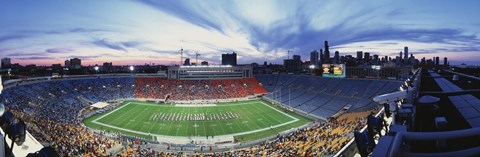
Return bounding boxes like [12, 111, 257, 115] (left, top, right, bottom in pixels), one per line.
[0, 0, 479, 66]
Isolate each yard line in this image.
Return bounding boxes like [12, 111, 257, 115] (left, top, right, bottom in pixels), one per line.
[92, 102, 132, 123]
[90, 100, 301, 138]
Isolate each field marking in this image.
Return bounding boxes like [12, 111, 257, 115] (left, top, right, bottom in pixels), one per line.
[92, 102, 132, 123]
[90, 101, 300, 138]
[260, 101, 297, 120]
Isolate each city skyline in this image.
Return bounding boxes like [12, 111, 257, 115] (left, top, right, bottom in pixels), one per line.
[1, 0, 480, 66]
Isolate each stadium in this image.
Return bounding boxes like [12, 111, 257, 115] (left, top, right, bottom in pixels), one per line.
[1, 1, 480, 156]
[0, 64, 405, 156]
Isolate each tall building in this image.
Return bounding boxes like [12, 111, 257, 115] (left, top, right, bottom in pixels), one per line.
[435, 56, 440, 66]
[334, 51, 340, 64]
[373, 55, 379, 62]
[103, 62, 112, 67]
[444, 57, 448, 66]
[356, 51, 363, 61]
[201, 61, 208, 65]
[324, 41, 330, 63]
[183, 58, 190, 65]
[284, 59, 295, 72]
[103, 62, 113, 72]
[1, 57, 11, 68]
[51, 64, 62, 71]
[64, 60, 71, 68]
[399, 51, 403, 63]
[364, 52, 370, 62]
[293, 55, 301, 62]
[221, 52, 237, 65]
[284, 55, 302, 72]
[310, 50, 319, 65]
[404, 47, 409, 64]
[319, 49, 324, 64]
[409, 54, 416, 65]
[70, 58, 82, 69]
[396, 56, 402, 65]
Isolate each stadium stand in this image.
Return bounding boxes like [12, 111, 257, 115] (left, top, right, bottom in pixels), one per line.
[0, 74, 400, 156]
[134, 78, 267, 100]
[0, 77, 268, 156]
[258, 74, 402, 118]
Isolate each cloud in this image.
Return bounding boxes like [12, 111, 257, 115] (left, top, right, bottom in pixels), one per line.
[67, 55, 99, 59]
[139, 0, 225, 32]
[7, 52, 44, 56]
[46, 48, 74, 53]
[70, 28, 109, 33]
[0, 34, 29, 43]
[1, 0, 479, 65]
[121, 41, 142, 48]
[15, 56, 54, 60]
[92, 38, 128, 52]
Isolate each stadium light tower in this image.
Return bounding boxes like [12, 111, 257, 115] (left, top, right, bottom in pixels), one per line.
[129, 65, 135, 72]
[179, 48, 183, 65]
[195, 51, 200, 66]
[94, 66, 99, 74]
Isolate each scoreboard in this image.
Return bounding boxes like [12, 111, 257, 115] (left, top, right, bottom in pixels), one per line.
[322, 64, 346, 78]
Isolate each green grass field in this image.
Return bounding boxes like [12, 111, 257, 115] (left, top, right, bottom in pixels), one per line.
[83, 100, 312, 142]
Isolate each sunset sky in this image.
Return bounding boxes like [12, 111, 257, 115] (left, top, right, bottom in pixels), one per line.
[1, 0, 479, 66]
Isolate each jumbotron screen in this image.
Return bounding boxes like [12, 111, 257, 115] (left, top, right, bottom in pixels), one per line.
[322, 64, 346, 78]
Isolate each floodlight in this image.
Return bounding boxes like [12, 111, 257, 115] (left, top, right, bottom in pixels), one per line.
[129, 65, 135, 71]
[94, 66, 99, 71]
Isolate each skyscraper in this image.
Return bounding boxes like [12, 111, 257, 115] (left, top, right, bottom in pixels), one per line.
[324, 41, 330, 63]
[396, 56, 402, 64]
[356, 51, 363, 61]
[284, 55, 302, 72]
[404, 47, 409, 64]
[435, 57, 440, 66]
[64, 60, 70, 68]
[70, 58, 81, 69]
[1, 57, 11, 68]
[334, 51, 340, 64]
[399, 51, 403, 63]
[364, 52, 370, 62]
[444, 57, 448, 66]
[293, 55, 301, 62]
[373, 55, 379, 62]
[310, 50, 319, 65]
[319, 49, 323, 64]
[221, 52, 237, 65]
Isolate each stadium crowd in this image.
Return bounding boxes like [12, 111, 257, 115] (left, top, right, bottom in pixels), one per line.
[0, 76, 374, 156]
[135, 78, 267, 100]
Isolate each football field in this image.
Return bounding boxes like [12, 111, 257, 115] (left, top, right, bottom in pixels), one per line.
[83, 100, 311, 142]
